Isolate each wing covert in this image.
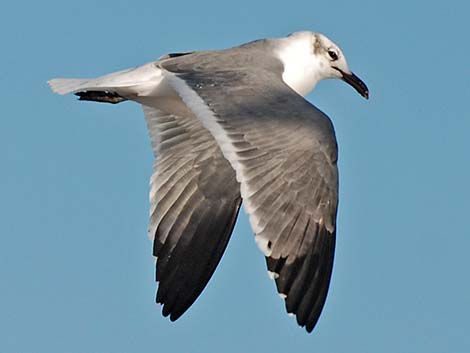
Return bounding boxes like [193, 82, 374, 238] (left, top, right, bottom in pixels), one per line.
[162, 57, 339, 332]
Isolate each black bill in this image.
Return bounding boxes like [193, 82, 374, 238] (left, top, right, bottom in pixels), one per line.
[336, 69, 369, 99]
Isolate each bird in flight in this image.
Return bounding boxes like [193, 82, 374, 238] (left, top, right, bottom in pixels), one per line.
[49, 31, 368, 333]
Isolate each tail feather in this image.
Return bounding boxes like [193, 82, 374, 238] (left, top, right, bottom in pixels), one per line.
[48, 62, 163, 97]
[48, 78, 90, 95]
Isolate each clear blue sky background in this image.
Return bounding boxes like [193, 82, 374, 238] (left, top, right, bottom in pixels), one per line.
[1, 0, 469, 352]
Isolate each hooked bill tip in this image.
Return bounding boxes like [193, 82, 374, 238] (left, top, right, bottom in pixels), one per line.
[336, 68, 369, 100]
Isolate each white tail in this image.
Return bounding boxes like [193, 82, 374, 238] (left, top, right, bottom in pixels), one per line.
[48, 62, 164, 97]
[48, 78, 91, 95]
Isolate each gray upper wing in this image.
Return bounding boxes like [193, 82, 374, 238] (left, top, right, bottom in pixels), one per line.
[142, 96, 241, 321]
[161, 50, 339, 332]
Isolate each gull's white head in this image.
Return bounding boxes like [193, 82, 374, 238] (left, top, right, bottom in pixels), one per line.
[276, 31, 369, 98]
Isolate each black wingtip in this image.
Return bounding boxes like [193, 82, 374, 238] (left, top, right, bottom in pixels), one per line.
[154, 195, 242, 324]
[169, 311, 182, 322]
[74, 90, 127, 104]
[266, 224, 336, 334]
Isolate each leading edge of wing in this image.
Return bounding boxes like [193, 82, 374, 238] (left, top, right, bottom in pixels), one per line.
[161, 64, 339, 332]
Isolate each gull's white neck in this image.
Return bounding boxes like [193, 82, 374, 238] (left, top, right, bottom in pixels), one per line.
[276, 36, 323, 97]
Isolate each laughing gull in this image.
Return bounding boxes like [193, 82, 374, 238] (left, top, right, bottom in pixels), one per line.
[48, 31, 369, 333]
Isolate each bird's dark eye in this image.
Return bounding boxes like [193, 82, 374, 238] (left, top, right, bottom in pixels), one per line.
[328, 50, 338, 61]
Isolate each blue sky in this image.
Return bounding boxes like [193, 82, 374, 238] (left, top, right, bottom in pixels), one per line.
[2, 0, 470, 352]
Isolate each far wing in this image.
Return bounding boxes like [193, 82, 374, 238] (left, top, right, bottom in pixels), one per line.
[142, 97, 241, 321]
[162, 54, 339, 332]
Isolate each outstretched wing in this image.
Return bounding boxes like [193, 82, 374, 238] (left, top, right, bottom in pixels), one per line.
[48, 63, 243, 322]
[142, 96, 241, 321]
[161, 52, 339, 332]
